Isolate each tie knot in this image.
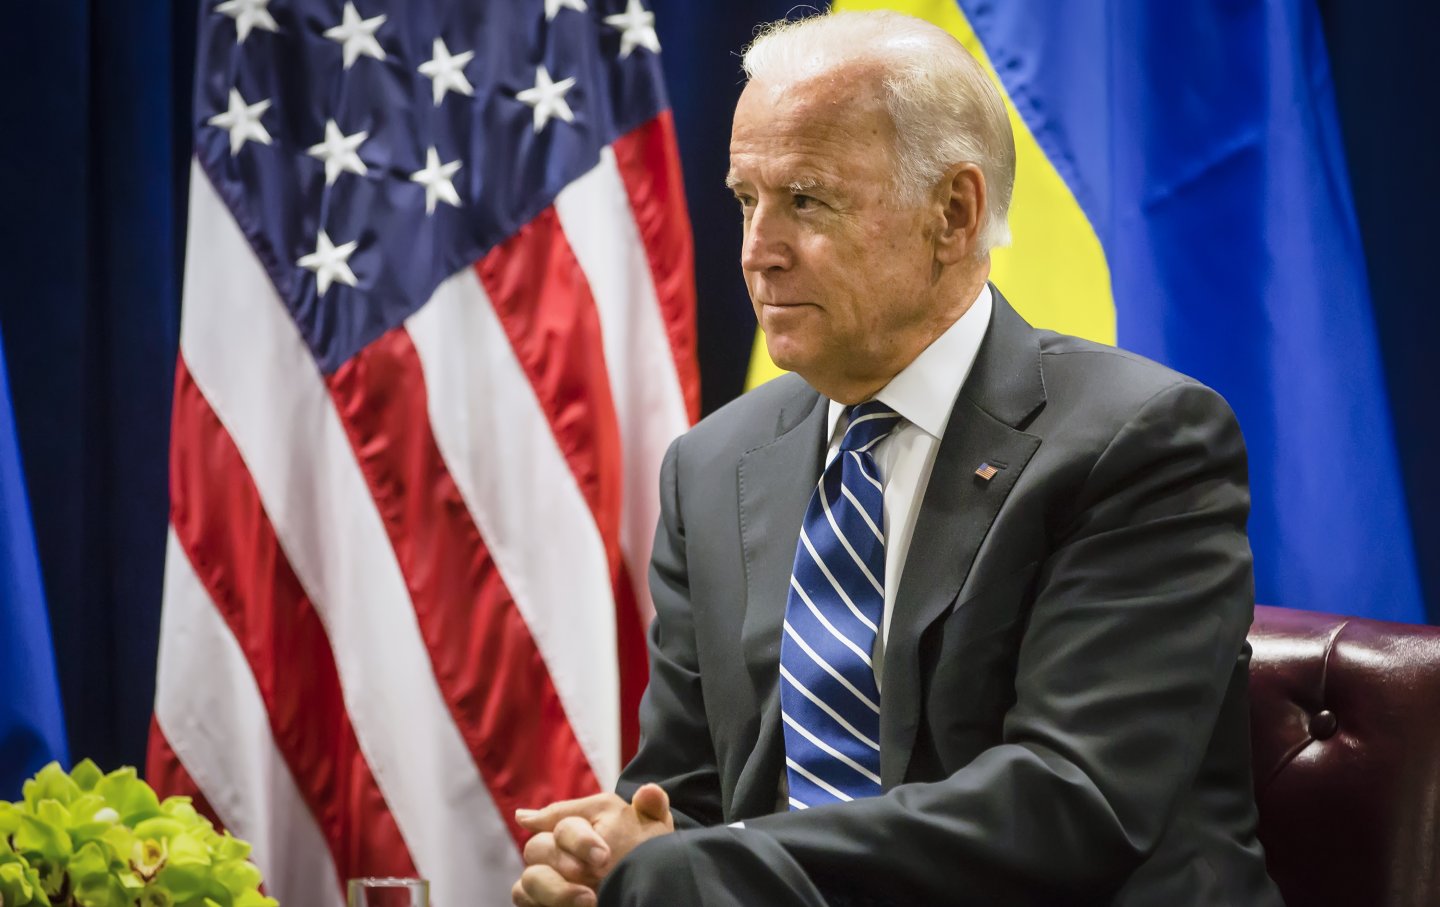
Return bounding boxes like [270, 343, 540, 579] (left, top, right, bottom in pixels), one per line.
[840, 401, 902, 453]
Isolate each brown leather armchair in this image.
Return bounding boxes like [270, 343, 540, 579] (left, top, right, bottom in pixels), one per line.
[1248, 605, 1440, 906]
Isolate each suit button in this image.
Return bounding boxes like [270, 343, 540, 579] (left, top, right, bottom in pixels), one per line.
[1309, 709, 1339, 740]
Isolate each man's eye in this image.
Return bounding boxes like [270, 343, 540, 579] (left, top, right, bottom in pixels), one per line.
[734, 194, 755, 209]
[793, 194, 817, 210]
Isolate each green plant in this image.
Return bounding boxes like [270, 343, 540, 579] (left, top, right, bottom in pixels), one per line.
[0, 761, 277, 907]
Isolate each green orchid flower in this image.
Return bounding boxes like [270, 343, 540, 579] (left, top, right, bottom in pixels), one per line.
[2, 763, 276, 907]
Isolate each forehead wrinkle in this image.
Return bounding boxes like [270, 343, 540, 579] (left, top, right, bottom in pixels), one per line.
[733, 107, 895, 190]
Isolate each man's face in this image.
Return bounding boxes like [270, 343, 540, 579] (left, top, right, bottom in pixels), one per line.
[728, 72, 945, 399]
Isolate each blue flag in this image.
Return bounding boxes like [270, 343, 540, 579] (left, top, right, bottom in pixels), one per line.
[957, 0, 1424, 622]
[1, 324, 68, 795]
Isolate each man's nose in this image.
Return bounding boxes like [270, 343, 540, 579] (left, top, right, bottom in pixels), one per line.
[740, 203, 792, 273]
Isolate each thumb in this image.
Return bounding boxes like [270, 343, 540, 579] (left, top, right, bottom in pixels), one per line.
[631, 783, 671, 823]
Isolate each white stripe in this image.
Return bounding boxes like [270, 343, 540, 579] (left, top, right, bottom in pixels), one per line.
[819, 487, 885, 596]
[855, 434, 888, 453]
[782, 711, 882, 785]
[154, 530, 345, 907]
[790, 576, 873, 667]
[407, 267, 621, 787]
[799, 529, 877, 633]
[839, 484, 884, 543]
[850, 451, 883, 492]
[785, 757, 854, 803]
[844, 412, 896, 430]
[556, 147, 692, 628]
[780, 665, 880, 751]
[788, 798, 809, 810]
[782, 621, 879, 713]
[178, 162, 523, 906]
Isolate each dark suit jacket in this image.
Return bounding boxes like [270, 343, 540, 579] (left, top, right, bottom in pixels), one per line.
[617, 291, 1283, 906]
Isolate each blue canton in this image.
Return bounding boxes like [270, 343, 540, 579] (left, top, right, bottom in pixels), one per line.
[195, 0, 670, 374]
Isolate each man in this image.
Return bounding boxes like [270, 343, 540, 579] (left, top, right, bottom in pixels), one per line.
[513, 10, 1282, 906]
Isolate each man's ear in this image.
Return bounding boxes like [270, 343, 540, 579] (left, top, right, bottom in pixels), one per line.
[933, 163, 986, 266]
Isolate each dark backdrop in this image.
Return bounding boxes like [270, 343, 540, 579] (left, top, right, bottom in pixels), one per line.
[1, 0, 1435, 774]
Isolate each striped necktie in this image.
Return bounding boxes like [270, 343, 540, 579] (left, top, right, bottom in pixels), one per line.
[780, 400, 901, 810]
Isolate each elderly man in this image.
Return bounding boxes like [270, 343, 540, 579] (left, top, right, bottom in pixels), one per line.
[513, 10, 1282, 907]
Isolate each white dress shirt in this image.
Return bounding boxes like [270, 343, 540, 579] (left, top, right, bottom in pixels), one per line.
[822, 284, 993, 689]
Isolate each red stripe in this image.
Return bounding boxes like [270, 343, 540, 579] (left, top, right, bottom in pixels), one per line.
[611, 111, 701, 424]
[326, 327, 600, 844]
[476, 208, 647, 762]
[145, 716, 222, 830]
[165, 356, 418, 882]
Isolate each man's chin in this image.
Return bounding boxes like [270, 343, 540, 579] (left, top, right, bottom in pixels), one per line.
[762, 338, 810, 376]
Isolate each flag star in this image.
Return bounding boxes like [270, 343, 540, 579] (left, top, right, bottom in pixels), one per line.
[323, 2, 387, 69]
[215, 0, 278, 43]
[603, 0, 660, 58]
[298, 231, 359, 295]
[306, 120, 369, 186]
[544, 0, 587, 20]
[207, 89, 273, 155]
[418, 38, 475, 106]
[516, 66, 577, 132]
[410, 147, 463, 215]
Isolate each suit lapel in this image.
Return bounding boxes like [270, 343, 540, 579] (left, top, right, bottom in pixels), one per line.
[879, 289, 1047, 786]
[730, 383, 828, 818]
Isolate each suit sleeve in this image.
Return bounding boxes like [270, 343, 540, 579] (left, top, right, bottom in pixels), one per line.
[739, 381, 1255, 905]
[615, 437, 726, 830]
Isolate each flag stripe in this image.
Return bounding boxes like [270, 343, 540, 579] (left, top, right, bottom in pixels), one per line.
[477, 206, 624, 540]
[173, 164, 523, 904]
[476, 207, 644, 766]
[326, 326, 601, 840]
[610, 112, 701, 424]
[407, 268, 623, 788]
[153, 529, 345, 907]
[169, 355, 419, 882]
[145, 717, 220, 828]
[554, 142, 694, 756]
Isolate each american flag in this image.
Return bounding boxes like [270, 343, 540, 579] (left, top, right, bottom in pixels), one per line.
[146, 0, 697, 903]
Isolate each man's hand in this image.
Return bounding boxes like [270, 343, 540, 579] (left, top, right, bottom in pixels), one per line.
[510, 783, 675, 907]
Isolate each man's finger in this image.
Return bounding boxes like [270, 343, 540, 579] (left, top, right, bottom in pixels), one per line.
[515, 792, 619, 831]
[519, 864, 597, 907]
[511, 879, 539, 907]
[522, 831, 558, 867]
[631, 783, 672, 824]
[554, 815, 610, 869]
[525, 828, 598, 884]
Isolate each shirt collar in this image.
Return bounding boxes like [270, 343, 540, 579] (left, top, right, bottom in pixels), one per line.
[826, 283, 994, 443]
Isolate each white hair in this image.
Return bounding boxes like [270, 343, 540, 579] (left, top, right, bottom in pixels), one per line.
[742, 10, 1016, 253]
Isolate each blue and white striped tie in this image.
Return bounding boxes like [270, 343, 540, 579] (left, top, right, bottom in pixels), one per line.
[780, 400, 901, 810]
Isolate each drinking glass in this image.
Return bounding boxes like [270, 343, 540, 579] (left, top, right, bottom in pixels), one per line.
[347, 877, 429, 907]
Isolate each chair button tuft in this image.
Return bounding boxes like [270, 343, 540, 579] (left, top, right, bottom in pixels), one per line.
[1309, 709, 1339, 740]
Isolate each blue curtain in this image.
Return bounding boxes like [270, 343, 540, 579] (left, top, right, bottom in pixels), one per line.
[0, 0, 1435, 772]
[0, 0, 192, 773]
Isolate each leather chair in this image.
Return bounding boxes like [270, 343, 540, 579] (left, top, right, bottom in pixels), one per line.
[1248, 605, 1440, 906]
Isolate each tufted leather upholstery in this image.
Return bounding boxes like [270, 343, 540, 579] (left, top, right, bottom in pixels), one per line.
[1248, 605, 1440, 907]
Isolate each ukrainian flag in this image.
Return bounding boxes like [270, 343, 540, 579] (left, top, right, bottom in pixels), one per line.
[746, 0, 1423, 622]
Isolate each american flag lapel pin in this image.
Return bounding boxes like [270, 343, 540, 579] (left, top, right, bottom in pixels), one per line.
[974, 462, 1002, 482]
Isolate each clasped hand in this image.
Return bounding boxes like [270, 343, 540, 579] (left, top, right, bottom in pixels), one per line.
[511, 783, 675, 907]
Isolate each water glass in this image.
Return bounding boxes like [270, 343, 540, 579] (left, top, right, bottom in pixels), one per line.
[347, 877, 429, 907]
